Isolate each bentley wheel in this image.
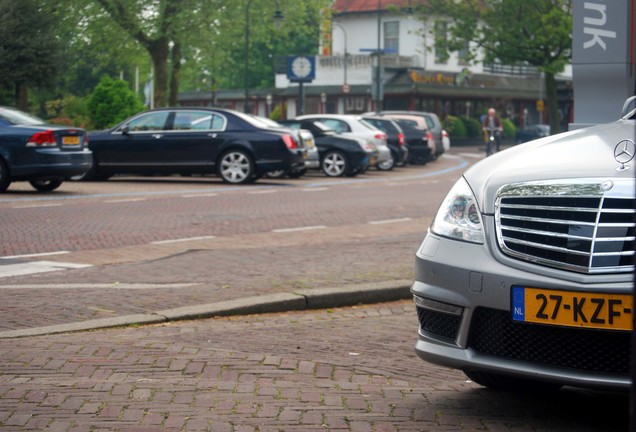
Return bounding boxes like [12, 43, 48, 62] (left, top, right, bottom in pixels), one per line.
[218, 149, 255, 184]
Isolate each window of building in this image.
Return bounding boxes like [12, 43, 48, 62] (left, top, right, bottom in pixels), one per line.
[434, 21, 449, 64]
[458, 40, 470, 65]
[384, 21, 399, 54]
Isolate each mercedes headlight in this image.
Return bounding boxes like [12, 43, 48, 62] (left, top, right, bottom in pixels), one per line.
[431, 177, 484, 244]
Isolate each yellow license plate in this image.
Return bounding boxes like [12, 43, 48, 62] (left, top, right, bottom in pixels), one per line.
[512, 286, 633, 331]
[62, 136, 80, 146]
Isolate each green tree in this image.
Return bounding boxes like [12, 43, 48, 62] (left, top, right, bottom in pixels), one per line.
[91, 0, 209, 107]
[420, 0, 572, 133]
[51, 0, 150, 99]
[88, 76, 145, 128]
[0, 0, 62, 109]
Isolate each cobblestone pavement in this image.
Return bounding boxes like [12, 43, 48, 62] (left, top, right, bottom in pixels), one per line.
[0, 300, 628, 432]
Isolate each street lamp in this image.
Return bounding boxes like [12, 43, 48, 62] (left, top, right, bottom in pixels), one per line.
[332, 22, 348, 86]
[266, 93, 273, 116]
[320, 92, 327, 114]
[244, 0, 284, 113]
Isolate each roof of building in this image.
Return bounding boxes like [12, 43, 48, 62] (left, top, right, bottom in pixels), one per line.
[332, 0, 421, 14]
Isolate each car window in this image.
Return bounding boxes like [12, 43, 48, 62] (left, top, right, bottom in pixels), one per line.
[172, 111, 225, 131]
[423, 115, 436, 130]
[320, 119, 349, 133]
[127, 112, 170, 132]
[357, 119, 379, 131]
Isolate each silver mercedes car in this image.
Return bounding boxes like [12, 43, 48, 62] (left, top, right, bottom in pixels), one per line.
[412, 97, 635, 392]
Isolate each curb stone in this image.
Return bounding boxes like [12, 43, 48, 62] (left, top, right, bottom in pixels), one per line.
[0, 280, 413, 339]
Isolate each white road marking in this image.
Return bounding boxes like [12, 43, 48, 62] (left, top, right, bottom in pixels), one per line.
[104, 198, 147, 203]
[272, 225, 326, 233]
[0, 283, 198, 290]
[368, 217, 413, 225]
[456, 152, 483, 159]
[2, 251, 70, 259]
[0, 261, 91, 278]
[302, 188, 329, 192]
[182, 193, 218, 198]
[12, 204, 62, 209]
[151, 236, 216, 245]
[249, 190, 278, 194]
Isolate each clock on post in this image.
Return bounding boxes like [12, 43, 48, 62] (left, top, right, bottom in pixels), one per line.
[287, 56, 315, 82]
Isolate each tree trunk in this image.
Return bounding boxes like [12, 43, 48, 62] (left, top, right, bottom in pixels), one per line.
[15, 82, 28, 111]
[148, 39, 170, 108]
[544, 72, 560, 134]
[169, 41, 182, 106]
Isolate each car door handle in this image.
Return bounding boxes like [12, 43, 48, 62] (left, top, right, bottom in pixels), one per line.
[152, 134, 163, 139]
[208, 133, 217, 138]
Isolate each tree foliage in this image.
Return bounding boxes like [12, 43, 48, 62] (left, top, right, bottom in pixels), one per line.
[419, 0, 572, 133]
[0, 0, 62, 109]
[87, 75, 145, 128]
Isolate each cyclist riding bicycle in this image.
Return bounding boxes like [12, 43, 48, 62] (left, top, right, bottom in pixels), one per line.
[482, 107, 503, 156]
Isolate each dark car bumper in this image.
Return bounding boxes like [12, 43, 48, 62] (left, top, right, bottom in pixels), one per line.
[408, 146, 432, 164]
[254, 150, 306, 174]
[10, 148, 93, 180]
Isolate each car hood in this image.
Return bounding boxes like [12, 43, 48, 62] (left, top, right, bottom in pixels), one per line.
[464, 119, 636, 214]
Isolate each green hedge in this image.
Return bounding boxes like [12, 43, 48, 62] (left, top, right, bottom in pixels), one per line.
[501, 118, 516, 138]
[460, 116, 482, 138]
[443, 115, 466, 137]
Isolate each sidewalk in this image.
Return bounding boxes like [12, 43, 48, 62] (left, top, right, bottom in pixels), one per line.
[0, 279, 413, 339]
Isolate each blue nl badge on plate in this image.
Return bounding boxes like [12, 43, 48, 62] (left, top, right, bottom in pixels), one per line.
[511, 286, 525, 321]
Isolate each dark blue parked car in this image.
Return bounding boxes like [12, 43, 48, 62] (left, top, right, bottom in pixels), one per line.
[83, 108, 306, 184]
[0, 106, 92, 192]
[515, 124, 550, 144]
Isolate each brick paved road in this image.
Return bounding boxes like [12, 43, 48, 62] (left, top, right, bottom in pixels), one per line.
[0, 301, 628, 431]
[0, 153, 470, 332]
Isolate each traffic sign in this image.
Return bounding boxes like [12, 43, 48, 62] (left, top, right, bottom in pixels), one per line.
[342, 84, 351, 94]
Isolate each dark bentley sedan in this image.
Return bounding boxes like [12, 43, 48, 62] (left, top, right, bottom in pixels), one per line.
[0, 106, 92, 192]
[280, 119, 377, 177]
[83, 108, 306, 184]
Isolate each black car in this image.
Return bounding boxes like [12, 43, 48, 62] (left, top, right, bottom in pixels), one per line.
[83, 107, 306, 184]
[0, 106, 92, 192]
[372, 110, 446, 158]
[515, 124, 550, 144]
[390, 119, 432, 164]
[360, 116, 409, 167]
[279, 119, 377, 177]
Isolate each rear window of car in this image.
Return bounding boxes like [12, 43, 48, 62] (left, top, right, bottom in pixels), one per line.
[0, 107, 44, 126]
[362, 118, 398, 134]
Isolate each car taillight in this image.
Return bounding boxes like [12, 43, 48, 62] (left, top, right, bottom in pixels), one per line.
[374, 132, 387, 140]
[26, 130, 57, 147]
[282, 134, 298, 150]
[442, 130, 449, 138]
[398, 133, 405, 146]
[426, 131, 434, 142]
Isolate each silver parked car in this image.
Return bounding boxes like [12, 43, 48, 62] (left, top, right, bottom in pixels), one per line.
[296, 114, 393, 170]
[412, 97, 636, 392]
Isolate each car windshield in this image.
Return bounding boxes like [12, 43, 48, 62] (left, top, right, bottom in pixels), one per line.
[0, 107, 45, 126]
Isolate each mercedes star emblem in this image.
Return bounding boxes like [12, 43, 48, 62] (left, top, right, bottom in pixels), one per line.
[614, 139, 635, 171]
